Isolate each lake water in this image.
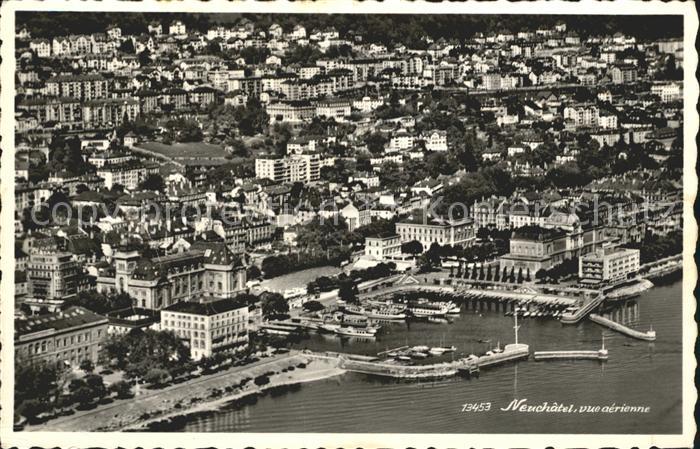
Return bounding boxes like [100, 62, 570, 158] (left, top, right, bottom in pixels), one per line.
[176, 279, 683, 434]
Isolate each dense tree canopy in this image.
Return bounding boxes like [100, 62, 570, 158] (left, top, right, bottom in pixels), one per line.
[102, 329, 190, 380]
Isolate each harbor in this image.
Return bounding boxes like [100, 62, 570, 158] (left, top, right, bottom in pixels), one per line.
[34, 270, 672, 434]
[168, 279, 681, 434]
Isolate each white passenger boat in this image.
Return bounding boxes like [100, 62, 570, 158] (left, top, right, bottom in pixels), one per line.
[344, 305, 407, 320]
[335, 326, 378, 338]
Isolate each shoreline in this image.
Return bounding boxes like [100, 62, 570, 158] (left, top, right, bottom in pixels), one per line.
[28, 353, 334, 432]
[120, 361, 346, 431]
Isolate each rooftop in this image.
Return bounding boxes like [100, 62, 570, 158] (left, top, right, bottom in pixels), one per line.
[511, 225, 567, 241]
[16, 306, 108, 340]
[164, 297, 247, 316]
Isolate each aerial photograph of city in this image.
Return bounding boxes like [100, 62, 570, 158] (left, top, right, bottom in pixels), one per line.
[10, 10, 687, 436]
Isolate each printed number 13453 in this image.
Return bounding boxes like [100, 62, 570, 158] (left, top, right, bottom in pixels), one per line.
[461, 402, 491, 412]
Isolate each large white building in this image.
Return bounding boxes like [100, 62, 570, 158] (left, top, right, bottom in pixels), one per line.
[96, 161, 159, 190]
[422, 130, 448, 152]
[563, 104, 599, 127]
[169, 20, 187, 36]
[396, 217, 475, 250]
[315, 99, 351, 121]
[255, 154, 332, 183]
[651, 83, 682, 102]
[161, 297, 249, 361]
[579, 245, 640, 285]
[365, 234, 402, 259]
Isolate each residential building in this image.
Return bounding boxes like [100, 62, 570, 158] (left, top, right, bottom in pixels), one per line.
[96, 160, 159, 190]
[255, 154, 325, 183]
[651, 82, 682, 102]
[46, 74, 109, 101]
[341, 203, 371, 232]
[82, 98, 140, 128]
[365, 234, 402, 260]
[169, 20, 186, 36]
[27, 247, 83, 300]
[315, 99, 352, 121]
[30, 39, 51, 57]
[422, 130, 448, 152]
[563, 104, 599, 127]
[610, 65, 637, 84]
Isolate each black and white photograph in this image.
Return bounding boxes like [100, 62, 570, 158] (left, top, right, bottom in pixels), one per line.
[0, 1, 696, 447]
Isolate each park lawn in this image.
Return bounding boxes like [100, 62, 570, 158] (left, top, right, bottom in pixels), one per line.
[137, 141, 229, 159]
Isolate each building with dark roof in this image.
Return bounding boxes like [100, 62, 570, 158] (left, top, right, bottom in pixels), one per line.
[499, 225, 570, 273]
[15, 306, 109, 368]
[96, 242, 246, 310]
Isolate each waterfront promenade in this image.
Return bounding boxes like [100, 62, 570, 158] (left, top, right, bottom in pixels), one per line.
[29, 352, 343, 432]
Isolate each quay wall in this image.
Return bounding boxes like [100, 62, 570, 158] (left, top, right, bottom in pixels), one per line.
[358, 282, 576, 308]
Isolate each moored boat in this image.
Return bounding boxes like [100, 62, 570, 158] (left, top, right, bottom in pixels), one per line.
[335, 326, 378, 338]
[365, 307, 407, 320]
[429, 347, 446, 355]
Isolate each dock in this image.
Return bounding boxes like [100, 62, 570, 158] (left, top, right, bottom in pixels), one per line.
[560, 293, 605, 324]
[589, 314, 656, 341]
[534, 349, 608, 361]
[356, 278, 577, 315]
[260, 322, 302, 335]
[376, 346, 409, 356]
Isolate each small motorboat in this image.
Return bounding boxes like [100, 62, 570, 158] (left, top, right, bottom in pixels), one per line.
[429, 347, 446, 356]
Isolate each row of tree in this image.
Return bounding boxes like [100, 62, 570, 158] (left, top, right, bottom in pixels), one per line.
[623, 230, 682, 265]
[454, 264, 532, 284]
[260, 246, 351, 279]
[306, 262, 397, 294]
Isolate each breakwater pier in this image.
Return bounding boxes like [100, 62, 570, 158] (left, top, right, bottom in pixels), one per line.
[589, 313, 656, 341]
[534, 349, 608, 361]
[308, 343, 531, 380]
